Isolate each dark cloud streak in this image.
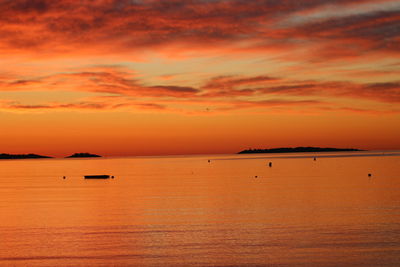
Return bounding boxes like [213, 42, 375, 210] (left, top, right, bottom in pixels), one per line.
[0, 0, 397, 60]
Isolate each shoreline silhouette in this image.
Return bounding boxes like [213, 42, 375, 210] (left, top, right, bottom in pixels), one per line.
[65, 153, 102, 158]
[0, 152, 102, 160]
[238, 147, 362, 154]
[0, 153, 52, 159]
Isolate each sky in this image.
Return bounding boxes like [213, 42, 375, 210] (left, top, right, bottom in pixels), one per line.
[0, 0, 399, 157]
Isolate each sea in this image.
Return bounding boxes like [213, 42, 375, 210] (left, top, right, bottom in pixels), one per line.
[1, 151, 399, 266]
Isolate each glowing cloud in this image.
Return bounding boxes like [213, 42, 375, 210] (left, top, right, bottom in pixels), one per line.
[0, 0, 399, 155]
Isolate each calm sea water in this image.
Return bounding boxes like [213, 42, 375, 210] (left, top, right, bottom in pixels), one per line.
[1, 152, 399, 266]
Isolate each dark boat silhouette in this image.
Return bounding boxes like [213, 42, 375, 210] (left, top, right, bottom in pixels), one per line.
[84, 175, 110, 179]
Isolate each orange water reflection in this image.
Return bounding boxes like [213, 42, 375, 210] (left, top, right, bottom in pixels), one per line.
[0, 153, 399, 266]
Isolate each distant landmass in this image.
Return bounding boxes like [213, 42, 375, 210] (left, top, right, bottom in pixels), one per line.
[66, 153, 101, 158]
[238, 147, 362, 154]
[0, 153, 52, 159]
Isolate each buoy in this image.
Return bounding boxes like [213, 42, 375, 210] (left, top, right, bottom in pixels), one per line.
[63, 176, 66, 179]
[313, 157, 316, 161]
[268, 162, 272, 167]
[111, 176, 114, 179]
[368, 173, 372, 177]
[208, 160, 211, 163]
[255, 175, 258, 178]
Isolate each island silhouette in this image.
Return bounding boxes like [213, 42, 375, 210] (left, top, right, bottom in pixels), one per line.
[238, 147, 362, 154]
[0, 153, 52, 159]
[65, 153, 101, 158]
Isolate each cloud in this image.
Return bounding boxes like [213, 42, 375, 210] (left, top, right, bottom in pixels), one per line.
[317, 106, 400, 115]
[0, 100, 166, 112]
[359, 82, 400, 102]
[0, 67, 199, 98]
[272, 9, 400, 61]
[202, 75, 278, 90]
[0, 0, 397, 62]
[2, 65, 399, 117]
[195, 71, 400, 103]
[0, 78, 42, 90]
[231, 98, 323, 108]
[147, 85, 199, 95]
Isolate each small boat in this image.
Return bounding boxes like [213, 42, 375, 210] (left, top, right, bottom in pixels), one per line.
[84, 175, 110, 179]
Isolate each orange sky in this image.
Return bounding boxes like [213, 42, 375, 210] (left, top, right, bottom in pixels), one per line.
[0, 0, 399, 156]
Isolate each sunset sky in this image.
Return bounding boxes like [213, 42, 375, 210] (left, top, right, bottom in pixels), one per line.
[0, 0, 399, 156]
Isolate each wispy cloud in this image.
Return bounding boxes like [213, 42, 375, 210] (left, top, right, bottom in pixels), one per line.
[1, 65, 399, 115]
[0, 0, 397, 61]
[0, 1, 399, 117]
